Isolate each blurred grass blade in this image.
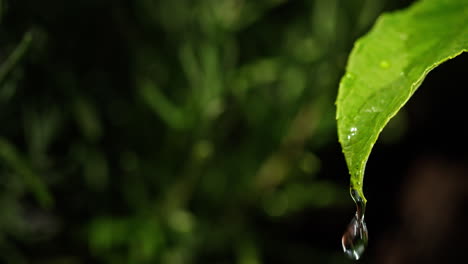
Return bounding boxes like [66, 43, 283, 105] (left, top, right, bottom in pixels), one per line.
[0, 31, 32, 84]
[336, 0, 468, 200]
[0, 138, 53, 208]
[139, 79, 187, 130]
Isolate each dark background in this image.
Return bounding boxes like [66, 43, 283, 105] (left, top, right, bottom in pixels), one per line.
[0, 0, 466, 263]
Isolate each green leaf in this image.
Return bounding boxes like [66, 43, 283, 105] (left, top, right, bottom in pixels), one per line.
[336, 0, 468, 202]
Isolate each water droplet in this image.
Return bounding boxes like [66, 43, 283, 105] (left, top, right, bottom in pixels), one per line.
[346, 127, 358, 141]
[342, 214, 368, 260]
[342, 189, 368, 260]
[345, 73, 355, 80]
[379, 60, 390, 69]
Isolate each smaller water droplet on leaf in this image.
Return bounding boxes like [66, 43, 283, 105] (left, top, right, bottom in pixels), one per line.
[346, 127, 358, 141]
[345, 73, 355, 80]
[379, 60, 390, 69]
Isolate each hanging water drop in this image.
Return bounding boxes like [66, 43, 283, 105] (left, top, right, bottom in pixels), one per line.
[342, 212, 368, 260]
[342, 189, 368, 260]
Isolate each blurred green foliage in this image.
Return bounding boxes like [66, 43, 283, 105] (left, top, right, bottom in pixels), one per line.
[0, 0, 406, 263]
